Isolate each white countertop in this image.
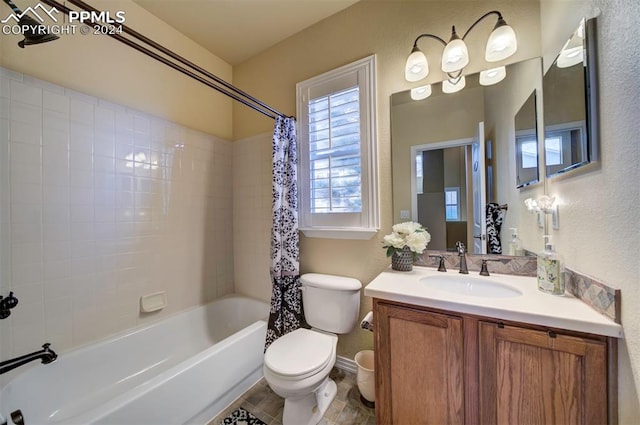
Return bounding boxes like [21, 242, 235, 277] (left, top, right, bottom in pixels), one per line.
[364, 266, 623, 338]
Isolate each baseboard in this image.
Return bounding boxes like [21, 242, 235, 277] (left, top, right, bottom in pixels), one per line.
[335, 355, 357, 374]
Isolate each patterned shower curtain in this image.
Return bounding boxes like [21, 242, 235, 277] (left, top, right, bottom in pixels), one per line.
[265, 116, 305, 350]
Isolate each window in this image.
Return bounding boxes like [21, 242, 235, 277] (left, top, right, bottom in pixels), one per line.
[518, 137, 538, 169]
[415, 152, 423, 195]
[544, 136, 562, 165]
[308, 87, 362, 213]
[297, 55, 378, 239]
[444, 187, 460, 221]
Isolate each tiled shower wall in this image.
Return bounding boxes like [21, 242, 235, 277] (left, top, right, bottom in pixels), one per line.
[0, 67, 234, 366]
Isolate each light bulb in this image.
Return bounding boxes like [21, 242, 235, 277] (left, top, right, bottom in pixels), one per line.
[442, 75, 466, 94]
[479, 66, 507, 86]
[405, 49, 429, 82]
[486, 22, 518, 62]
[556, 46, 584, 68]
[441, 38, 469, 73]
[410, 85, 432, 101]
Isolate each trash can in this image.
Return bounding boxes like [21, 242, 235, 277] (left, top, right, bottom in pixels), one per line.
[354, 350, 375, 407]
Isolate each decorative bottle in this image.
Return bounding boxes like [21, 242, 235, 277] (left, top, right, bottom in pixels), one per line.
[537, 235, 565, 295]
[508, 228, 524, 256]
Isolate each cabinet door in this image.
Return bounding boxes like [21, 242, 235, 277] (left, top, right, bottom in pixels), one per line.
[478, 321, 608, 425]
[376, 302, 464, 424]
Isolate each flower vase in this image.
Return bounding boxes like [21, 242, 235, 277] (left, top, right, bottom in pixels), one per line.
[392, 246, 413, 271]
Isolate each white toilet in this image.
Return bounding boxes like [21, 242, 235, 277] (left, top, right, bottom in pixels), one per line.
[263, 273, 362, 425]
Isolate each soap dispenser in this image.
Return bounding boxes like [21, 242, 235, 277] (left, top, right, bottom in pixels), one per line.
[508, 228, 524, 256]
[537, 235, 565, 295]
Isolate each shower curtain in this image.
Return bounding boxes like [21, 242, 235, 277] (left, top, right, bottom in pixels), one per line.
[265, 116, 305, 349]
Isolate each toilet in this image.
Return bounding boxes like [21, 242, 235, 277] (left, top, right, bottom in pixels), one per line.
[263, 273, 362, 425]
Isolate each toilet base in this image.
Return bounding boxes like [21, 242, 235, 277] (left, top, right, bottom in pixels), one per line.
[282, 378, 337, 425]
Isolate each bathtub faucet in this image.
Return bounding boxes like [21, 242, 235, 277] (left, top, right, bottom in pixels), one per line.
[0, 343, 57, 375]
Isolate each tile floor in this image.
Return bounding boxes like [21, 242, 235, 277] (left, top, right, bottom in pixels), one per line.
[209, 368, 376, 425]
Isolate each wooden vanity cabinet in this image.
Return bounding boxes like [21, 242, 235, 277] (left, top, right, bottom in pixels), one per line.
[375, 301, 465, 424]
[479, 321, 608, 424]
[373, 299, 616, 425]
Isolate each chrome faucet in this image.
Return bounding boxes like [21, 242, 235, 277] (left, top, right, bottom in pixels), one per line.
[0, 343, 57, 375]
[456, 241, 469, 274]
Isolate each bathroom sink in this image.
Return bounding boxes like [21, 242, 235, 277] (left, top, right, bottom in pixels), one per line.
[419, 275, 523, 298]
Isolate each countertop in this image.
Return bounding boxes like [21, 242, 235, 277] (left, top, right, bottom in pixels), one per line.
[364, 266, 623, 338]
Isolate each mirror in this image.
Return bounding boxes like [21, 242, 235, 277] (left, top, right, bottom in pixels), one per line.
[391, 58, 542, 255]
[515, 91, 540, 188]
[543, 18, 598, 177]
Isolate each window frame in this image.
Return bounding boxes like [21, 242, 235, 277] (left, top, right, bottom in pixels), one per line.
[296, 55, 378, 240]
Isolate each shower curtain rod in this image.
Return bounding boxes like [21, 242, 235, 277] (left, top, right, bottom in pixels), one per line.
[39, 0, 287, 120]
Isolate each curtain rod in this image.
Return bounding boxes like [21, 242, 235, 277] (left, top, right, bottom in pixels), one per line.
[39, 0, 287, 120]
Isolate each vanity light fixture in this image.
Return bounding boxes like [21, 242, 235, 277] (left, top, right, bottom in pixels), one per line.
[405, 10, 517, 92]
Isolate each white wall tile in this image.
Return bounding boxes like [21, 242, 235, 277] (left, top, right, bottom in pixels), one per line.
[10, 80, 41, 107]
[43, 90, 69, 114]
[2, 67, 234, 361]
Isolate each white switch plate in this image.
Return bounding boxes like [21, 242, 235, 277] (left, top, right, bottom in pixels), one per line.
[400, 210, 410, 219]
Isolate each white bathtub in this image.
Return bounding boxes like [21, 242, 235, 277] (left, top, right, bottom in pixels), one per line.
[0, 295, 269, 425]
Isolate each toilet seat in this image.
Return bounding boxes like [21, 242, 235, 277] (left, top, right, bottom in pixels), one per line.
[264, 329, 335, 380]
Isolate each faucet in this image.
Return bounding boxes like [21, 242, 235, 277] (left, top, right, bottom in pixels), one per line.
[456, 241, 469, 274]
[0, 343, 57, 375]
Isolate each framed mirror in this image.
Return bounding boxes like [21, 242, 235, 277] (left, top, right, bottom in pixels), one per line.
[515, 90, 539, 188]
[391, 58, 542, 255]
[543, 18, 598, 178]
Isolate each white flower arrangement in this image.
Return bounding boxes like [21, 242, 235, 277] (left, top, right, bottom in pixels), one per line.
[382, 221, 431, 257]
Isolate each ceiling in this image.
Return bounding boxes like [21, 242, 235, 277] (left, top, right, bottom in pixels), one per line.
[132, 0, 360, 65]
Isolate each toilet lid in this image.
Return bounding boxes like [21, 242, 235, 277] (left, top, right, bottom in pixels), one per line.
[264, 329, 334, 378]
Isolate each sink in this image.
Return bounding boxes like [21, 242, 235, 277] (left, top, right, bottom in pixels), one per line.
[419, 275, 523, 298]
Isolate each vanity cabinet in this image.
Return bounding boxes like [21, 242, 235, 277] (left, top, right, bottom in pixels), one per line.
[374, 299, 616, 424]
[375, 302, 464, 424]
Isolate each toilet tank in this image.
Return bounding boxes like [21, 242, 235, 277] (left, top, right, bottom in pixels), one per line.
[300, 273, 361, 334]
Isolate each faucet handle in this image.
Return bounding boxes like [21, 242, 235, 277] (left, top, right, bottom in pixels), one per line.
[455, 241, 466, 253]
[428, 255, 447, 272]
[479, 259, 501, 276]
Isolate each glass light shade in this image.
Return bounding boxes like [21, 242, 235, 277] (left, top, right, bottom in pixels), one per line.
[405, 50, 429, 82]
[485, 24, 518, 62]
[441, 38, 469, 73]
[556, 46, 584, 68]
[442, 76, 466, 94]
[410, 85, 432, 101]
[479, 66, 507, 86]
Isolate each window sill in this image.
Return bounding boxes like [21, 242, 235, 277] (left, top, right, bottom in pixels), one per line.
[300, 227, 378, 240]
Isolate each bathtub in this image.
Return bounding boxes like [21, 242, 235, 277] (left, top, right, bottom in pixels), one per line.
[0, 295, 269, 425]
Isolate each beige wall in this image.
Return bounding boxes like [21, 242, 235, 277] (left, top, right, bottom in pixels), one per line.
[233, 0, 541, 364]
[0, 0, 233, 139]
[540, 0, 640, 420]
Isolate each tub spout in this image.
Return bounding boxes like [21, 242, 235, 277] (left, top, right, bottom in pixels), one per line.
[0, 343, 57, 375]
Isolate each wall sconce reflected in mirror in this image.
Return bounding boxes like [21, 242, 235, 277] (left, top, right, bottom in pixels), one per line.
[410, 84, 432, 100]
[525, 196, 560, 230]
